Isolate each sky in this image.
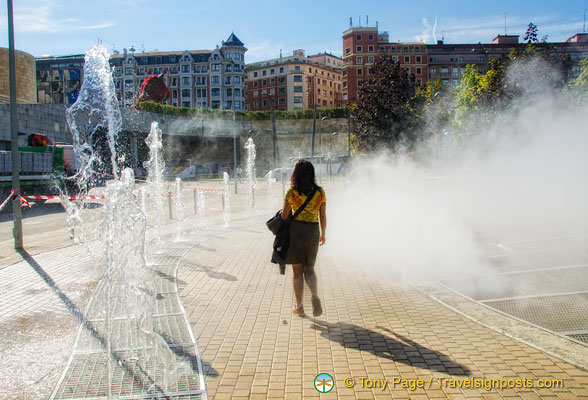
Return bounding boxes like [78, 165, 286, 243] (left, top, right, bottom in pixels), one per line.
[1, 0, 587, 63]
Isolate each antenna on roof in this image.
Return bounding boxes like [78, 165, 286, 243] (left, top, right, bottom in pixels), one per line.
[504, 12, 507, 35]
[359, 15, 361, 27]
[367, 15, 369, 26]
[350, 17, 352, 28]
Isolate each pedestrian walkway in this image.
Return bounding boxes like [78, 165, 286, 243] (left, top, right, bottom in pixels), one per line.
[0, 180, 587, 399]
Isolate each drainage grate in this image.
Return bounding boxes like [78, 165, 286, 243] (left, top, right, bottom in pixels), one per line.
[484, 293, 588, 333]
[568, 334, 588, 344]
[50, 247, 205, 399]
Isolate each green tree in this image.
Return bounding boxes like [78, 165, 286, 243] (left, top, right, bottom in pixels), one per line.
[565, 59, 588, 102]
[524, 23, 538, 43]
[349, 55, 425, 152]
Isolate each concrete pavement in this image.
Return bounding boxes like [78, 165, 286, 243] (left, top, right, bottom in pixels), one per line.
[0, 179, 587, 399]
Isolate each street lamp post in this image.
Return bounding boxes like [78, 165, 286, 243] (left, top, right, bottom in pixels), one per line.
[7, 0, 22, 249]
[318, 116, 330, 182]
[264, 92, 278, 168]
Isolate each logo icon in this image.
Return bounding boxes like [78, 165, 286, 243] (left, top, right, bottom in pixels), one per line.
[314, 373, 334, 393]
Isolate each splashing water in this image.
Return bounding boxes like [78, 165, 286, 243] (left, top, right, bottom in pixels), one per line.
[62, 45, 179, 397]
[175, 178, 185, 241]
[244, 138, 256, 209]
[265, 169, 278, 208]
[144, 122, 166, 245]
[222, 172, 231, 227]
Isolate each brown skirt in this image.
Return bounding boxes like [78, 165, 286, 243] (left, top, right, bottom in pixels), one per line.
[285, 221, 320, 266]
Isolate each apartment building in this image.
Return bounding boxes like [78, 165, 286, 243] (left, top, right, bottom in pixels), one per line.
[427, 34, 588, 90]
[245, 49, 343, 112]
[342, 26, 428, 103]
[36, 33, 247, 111]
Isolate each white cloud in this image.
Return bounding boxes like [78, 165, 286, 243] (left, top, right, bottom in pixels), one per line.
[5, 0, 115, 34]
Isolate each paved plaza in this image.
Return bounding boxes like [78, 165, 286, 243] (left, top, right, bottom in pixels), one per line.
[0, 179, 587, 399]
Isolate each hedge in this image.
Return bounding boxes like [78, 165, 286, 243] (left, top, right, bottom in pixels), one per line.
[139, 102, 348, 121]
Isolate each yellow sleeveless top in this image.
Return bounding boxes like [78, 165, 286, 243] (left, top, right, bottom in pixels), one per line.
[285, 187, 326, 223]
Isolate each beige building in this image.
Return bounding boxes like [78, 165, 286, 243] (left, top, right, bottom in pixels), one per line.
[245, 49, 343, 112]
[0, 48, 37, 104]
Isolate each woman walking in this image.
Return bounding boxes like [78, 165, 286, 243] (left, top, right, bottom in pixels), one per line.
[281, 160, 327, 317]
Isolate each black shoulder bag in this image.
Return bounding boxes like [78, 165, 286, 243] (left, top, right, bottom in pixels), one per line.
[267, 187, 317, 267]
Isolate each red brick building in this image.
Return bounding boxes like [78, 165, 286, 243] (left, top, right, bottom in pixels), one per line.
[342, 26, 428, 104]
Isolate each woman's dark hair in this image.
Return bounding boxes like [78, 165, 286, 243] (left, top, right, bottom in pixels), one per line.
[291, 159, 321, 195]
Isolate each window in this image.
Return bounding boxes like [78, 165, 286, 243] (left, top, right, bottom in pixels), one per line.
[234, 64, 240, 72]
[478, 56, 485, 62]
[368, 34, 374, 40]
[357, 56, 362, 64]
[262, 79, 266, 86]
[201, 66, 207, 73]
[225, 64, 232, 72]
[356, 34, 362, 40]
[430, 57, 437, 62]
[171, 77, 178, 86]
[452, 68, 459, 77]
[368, 56, 374, 63]
[404, 56, 410, 63]
[294, 86, 303, 92]
[125, 68, 133, 76]
[234, 100, 241, 109]
[181, 65, 190, 73]
[278, 87, 285, 94]
[430, 68, 437, 74]
[262, 70, 267, 76]
[280, 67, 284, 73]
[211, 88, 220, 96]
[253, 71, 258, 77]
[212, 100, 220, 109]
[227, 88, 232, 97]
[278, 97, 285, 105]
[368, 45, 374, 52]
[182, 101, 190, 107]
[211, 76, 220, 84]
[357, 68, 363, 76]
[211, 64, 219, 71]
[234, 88, 241, 96]
[170, 56, 176, 63]
[457, 57, 464, 62]
[234, 76, 241, 84]
[227, 101, 232, 109]
[416, 56, 422, 63]
[293, 75, 303, 82]
[254, 101, 259, 107]
[294, 96, 302, 103]
[225, 76, 231, 84]
[270, 69, 275, 75]
[345, 48, 351, 55]
[181, 89, 190, 97]
[270, 78, 275, 84]
[253, 81, 258, 87]
[416, 67, 422, 75]
[294, 66, 301, 71]
[182, 76, 190, 86]
[172, 90, 177, 98]
[356, 46, 362, 52]
[278, 77, 285, 84]
[263, 100, 267, 107]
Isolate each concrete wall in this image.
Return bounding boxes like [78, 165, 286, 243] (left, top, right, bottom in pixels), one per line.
[0, 48, 37, 104]
[0, 104, 72, 149]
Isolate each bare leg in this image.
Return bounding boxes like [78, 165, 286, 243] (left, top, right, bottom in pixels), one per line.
[304, 265, 322, 317]
[303, 265, 318, 297]
[292, 264, 304, 306]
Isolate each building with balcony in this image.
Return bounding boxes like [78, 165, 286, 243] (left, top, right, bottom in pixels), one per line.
[245, 49, 343, 112]
[36, 33, 247, 111]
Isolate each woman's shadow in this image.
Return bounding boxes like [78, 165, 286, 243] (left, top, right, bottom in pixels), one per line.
[307, 318, 470, 376]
